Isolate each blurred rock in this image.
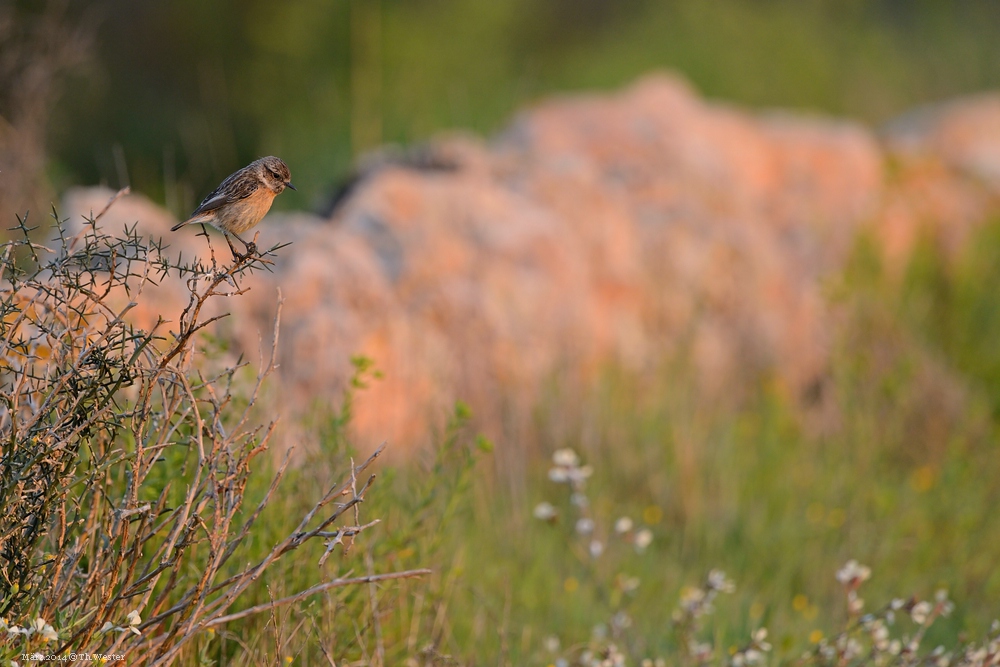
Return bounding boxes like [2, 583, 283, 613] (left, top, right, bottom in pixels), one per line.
[879, 95, 1000, 266]
[884, 93, 1000, 189]
[60, 74, 1000, 452]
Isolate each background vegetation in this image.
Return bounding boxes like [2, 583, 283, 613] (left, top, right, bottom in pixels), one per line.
[117, 221, 1000, 665]
[3, 1, 1000, 664]
[16, 0, 1000, 214]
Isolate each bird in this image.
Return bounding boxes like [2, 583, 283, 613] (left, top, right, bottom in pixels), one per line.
[171, 156, 296, 257]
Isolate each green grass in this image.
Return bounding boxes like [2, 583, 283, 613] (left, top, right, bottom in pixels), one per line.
[189, 222, 1000, 665]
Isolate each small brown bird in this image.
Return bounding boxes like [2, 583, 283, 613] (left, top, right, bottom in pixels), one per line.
[171, 156, 296, 256]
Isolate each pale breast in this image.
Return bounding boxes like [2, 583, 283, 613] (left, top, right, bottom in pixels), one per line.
[214, 188, 277, 234]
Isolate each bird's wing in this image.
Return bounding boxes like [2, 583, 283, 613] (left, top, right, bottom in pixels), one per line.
[190, 171, 259, 216]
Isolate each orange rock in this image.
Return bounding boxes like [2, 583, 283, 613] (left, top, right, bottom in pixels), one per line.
[59, 74, 1000, 452]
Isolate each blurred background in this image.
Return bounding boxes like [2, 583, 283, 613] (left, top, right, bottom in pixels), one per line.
[5, 1, 1000, 664]
[4, 0, 1000, 216]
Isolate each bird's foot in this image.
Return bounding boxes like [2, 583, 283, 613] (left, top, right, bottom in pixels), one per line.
[226, 236, 258, 262]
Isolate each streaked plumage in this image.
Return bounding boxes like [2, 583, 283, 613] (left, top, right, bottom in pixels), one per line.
[171, 156, 295, 252]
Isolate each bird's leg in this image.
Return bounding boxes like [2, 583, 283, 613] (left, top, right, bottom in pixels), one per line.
[229, 230, 258, 258]
[223, 233, 243, 262]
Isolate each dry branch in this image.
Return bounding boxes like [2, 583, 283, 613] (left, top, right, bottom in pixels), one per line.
[0, 195, 405, 664]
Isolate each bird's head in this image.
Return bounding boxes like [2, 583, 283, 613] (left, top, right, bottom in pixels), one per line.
[257, 156, 296, 194]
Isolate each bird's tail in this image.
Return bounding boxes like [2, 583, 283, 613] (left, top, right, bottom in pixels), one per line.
[170, 214, 210, 232]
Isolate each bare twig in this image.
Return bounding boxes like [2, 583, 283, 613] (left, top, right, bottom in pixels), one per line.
[1, 197, 404, 665]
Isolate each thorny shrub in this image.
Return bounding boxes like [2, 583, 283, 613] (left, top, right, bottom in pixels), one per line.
[0, 192, 427, 664]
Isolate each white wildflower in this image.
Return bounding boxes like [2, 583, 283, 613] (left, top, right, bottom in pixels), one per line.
[872, 622, 890, 650]
[33, 618, 57, 642]
[844, 638, 863, 660]
[753, 627, 772, 651]
[611, 610, 632, 630]
[836, 560, 871, 586]
[967, 647, 987, 666]
[552, 448, 580, 468]
[634, 528, 653, 551]
[680, 586, 706, 608]
[575, 517, 595, 535]
[615, 516, 634, 533]
[911, 601, 933, 625]
[533, 502, 558, 521]
[589, 539, 604, 558]
[935, 590, 955, 617]
[689, 641, 713, 661]
[126, 609, 142, 635]
[708, 569, 735, 593]
[549, 467, 570, 483]
[679, 584, 717, 618]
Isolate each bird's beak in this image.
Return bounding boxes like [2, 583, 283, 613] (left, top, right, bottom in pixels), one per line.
[285, 181, 297, 191]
